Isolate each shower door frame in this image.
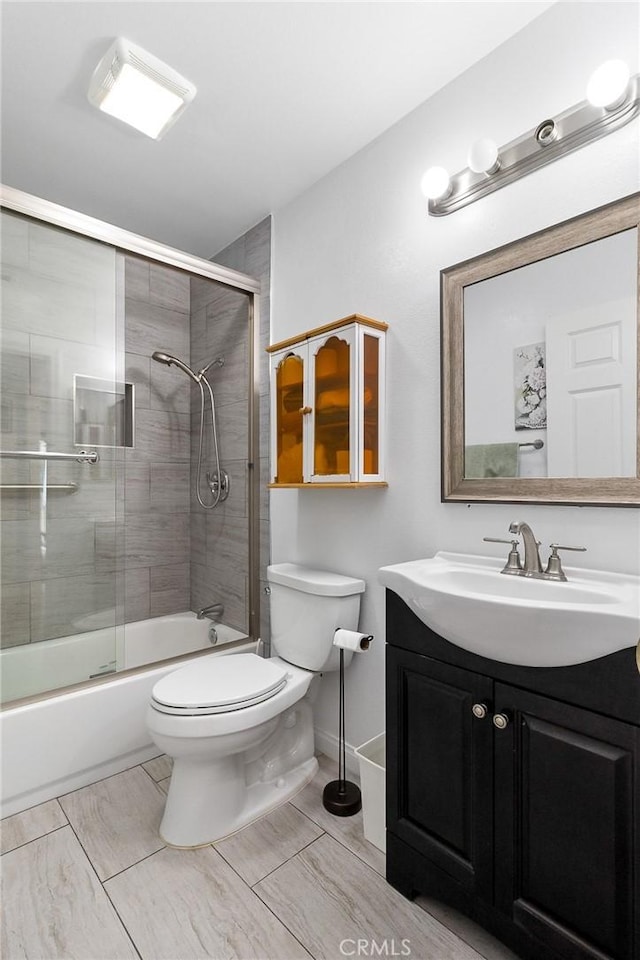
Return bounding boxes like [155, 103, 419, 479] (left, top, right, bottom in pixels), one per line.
[0, 184, 262, 691]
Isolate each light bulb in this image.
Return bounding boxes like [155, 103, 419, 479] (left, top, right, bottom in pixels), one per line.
[420, 166, 451, 201]
[586, 59, 630, 109]
[467, 138, 500, 175]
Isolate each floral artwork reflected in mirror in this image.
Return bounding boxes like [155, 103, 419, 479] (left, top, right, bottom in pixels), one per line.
[514, 343, 547, 430]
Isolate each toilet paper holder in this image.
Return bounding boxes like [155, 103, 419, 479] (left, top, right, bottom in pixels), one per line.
[322, 627, 374, 817]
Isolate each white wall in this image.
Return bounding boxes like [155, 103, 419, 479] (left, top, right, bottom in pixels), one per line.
[271, 2, 640, 755]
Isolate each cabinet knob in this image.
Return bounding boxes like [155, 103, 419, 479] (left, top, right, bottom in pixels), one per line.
[299, 406, 312, 415]
[492, 712, 510, 730]
[471, 702, 489, 719]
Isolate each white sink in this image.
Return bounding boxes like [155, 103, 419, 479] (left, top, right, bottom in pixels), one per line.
[379, 551, 640, 667]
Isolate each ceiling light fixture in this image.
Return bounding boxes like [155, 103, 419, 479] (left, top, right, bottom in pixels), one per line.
[422, 60, 638, 216]
[88, 38, 196, 140]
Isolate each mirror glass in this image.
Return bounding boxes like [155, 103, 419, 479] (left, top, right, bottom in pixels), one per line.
[464, 229, 637, 479]
[441, 194, 640, 505]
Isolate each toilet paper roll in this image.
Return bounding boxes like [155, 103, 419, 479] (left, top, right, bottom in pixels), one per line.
[333, 628, 373, 652]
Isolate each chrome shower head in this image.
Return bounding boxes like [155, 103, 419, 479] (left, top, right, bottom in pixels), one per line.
[151, 351, 201, 384]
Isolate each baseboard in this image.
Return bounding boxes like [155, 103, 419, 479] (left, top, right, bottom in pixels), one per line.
[314, 725, 361, 782]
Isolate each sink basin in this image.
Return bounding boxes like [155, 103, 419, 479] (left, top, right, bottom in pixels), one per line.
[379, 551, 640, 667]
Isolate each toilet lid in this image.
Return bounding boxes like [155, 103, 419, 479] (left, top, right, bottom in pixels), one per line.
[151, 653, 288, 715]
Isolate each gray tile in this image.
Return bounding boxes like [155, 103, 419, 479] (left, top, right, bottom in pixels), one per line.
[190, 275, 221, 316]
[0, 328, 29, 396]
[142, 755, 173, 782]
[1, 517, 97, 583]
[123, 567, 150, 622]
[259, 576, 271, 652]
[1, 798, 67, 855]
[30, 573, 117, 641]
[105, 843, 310, 960]
[190, 510, 207, 566]
[0, 827, 137, 960]
[245, 216, 271, 280]
[124, 255, 150, 302]
[95, 520, 125, 573]
[150, 461, 190, 510]
[256, 833, 483, 960]
[1, 263, 99, 344]
[192, 457, 247, 518]
[216, 801, 323, 886]
[291, 754, 386, 877]
[59, 767, 166, 881]
[125, 352, 150, 409]
[123, 460, 150, 511]
[122, 513, 190, 569]
[0, 459, 34, 520]
[29, 220, 116, 298]
[213, 398, 249, 462]
[35, 459, 119, 521]
[206, 512, 249, 561]
[125, 298, 189, 359]
[30, 334, 115, 402]
[150, 562, 190, 616]
[129, 407, 190, 462]
[149, 262, 190, 313]
[191, 562, 246, 633]
[416, 896, 523, 960]
[1, 209, 29, 268]
[1, 394, 74, 451]
[214, 234, 247, 273]
[0, 581, 30, 647]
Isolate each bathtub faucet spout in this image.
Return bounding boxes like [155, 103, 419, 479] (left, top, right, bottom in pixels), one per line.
[196, 602, 224, 622]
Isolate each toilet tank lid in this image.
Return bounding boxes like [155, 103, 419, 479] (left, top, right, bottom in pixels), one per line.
[267, 563, 365, 597]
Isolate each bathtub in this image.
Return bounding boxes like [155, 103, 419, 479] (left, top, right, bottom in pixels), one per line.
[0, 612, 257, 817]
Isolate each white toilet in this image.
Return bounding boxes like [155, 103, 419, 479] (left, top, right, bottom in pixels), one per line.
[146, 562, 365, 847]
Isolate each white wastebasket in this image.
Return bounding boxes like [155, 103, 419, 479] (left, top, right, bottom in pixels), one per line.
[354, 733, 386, 853]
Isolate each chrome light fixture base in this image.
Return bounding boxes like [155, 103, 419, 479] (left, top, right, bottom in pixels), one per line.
[428, 75, 639, 217]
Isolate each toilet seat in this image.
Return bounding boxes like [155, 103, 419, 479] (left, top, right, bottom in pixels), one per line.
[151, 653, 288, 716]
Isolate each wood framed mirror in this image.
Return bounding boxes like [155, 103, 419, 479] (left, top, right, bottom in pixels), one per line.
[441, 193, 640, 506]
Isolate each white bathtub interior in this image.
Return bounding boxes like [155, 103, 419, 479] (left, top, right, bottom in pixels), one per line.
[0, 612, 248, 703]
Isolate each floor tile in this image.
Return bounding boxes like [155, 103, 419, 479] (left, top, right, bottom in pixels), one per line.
[256, 833, 484, 960]
[215, 801, 323, 886]
[1, 798, 67, 855]
[416, 896, 522, 960]
[142, 753, 173, 782]
[1, 826, 137, 960]
[59, 765, 165, 880]
[105, 843, 312, 959]
[291, 753, 386, 876]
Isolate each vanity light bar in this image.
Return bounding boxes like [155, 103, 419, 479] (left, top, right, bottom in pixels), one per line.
[426, 71, 639, 217]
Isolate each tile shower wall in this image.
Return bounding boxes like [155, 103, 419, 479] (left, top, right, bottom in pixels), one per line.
[190, 217, 271, 641]
[121, 256, 191, 621]
[1, 212, 120, 648]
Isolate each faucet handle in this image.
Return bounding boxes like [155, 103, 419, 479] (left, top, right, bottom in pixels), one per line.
[483, 537, 522, 574]
[545, 543, 587, 581]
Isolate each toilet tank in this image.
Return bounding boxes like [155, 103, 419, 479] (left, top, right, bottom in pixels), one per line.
[267, 563, 365, 672]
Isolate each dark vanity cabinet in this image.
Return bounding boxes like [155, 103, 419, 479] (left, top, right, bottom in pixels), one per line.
[386, 590, 640, 960]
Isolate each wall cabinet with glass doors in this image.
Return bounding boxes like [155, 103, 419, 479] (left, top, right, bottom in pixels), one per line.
[268, 315, 387, 487]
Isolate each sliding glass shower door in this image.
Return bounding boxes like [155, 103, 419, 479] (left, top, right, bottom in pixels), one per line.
[0, 210, 123, 702]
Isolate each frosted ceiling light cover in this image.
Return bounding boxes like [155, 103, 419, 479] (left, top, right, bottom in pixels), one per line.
[586, 59, 630, 109]
[88, 38, 196, 139]
[420, 166, 451, 200]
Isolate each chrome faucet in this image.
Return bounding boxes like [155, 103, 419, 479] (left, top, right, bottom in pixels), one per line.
[508, 521, 542, 576]
[484, 521, 586, 581]
[196, 601, 224, 621]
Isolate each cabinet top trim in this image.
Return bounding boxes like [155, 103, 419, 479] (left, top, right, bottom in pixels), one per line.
[266, 314, 388, 354]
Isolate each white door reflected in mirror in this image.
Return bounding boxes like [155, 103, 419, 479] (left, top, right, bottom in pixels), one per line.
[464, 229, 637, 479]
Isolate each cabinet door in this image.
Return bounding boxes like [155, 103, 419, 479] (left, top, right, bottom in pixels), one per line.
[387, 646, 494, 900]
[494, 683, 638, 960]
[356, 324, 385, 482]
[271, 348, 307, 483]
[308, 329, 356, 481]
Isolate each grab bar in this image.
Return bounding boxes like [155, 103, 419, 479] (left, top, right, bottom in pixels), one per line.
[0, 449, 99, 463]
[0, 482, 79, 493]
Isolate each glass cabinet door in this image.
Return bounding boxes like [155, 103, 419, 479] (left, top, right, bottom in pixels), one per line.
[310, 332, 355, 480]
[358, 327, 385, 481]
[274, 351, 305, 483]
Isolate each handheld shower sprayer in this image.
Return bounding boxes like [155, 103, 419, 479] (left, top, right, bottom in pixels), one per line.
[151, 350, 229, 509]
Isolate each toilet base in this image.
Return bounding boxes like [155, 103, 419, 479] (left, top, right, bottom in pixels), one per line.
[160, 756, 318, 848]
